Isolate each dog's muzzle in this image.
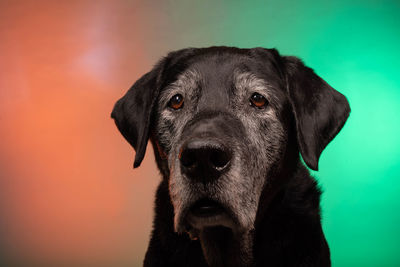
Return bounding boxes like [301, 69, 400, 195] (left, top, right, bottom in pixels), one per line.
[178, 138, 236, 229]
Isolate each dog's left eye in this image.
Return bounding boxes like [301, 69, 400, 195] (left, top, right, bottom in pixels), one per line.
[250, 92, 268, 109]
[168, 94, 184, 110]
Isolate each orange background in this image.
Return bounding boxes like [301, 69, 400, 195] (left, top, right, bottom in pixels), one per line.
[0, 1, 173, 265]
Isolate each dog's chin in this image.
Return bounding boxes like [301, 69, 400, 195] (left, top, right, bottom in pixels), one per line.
[176, 198, 241, 238]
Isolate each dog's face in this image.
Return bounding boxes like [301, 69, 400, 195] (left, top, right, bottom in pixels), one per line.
[154, 55, 289, 235]
[111, 47, 350, 237]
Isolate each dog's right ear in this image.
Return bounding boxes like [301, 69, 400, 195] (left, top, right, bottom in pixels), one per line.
[111, 58, 168, 168]
[283, 56, 350, 171]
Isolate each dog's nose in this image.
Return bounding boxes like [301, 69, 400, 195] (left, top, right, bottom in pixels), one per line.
[179, 139, 231, 183]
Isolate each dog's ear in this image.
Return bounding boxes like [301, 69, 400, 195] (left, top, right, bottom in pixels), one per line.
[284, 56, 350, 170]
[111, 58, 168, 168]
[111, 48, 197, 168]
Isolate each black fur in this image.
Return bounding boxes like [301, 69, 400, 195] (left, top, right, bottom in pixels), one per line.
[111, 46, 350, 266]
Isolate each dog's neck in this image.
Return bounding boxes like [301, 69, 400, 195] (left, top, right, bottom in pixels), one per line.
[198, 226, 254, 267]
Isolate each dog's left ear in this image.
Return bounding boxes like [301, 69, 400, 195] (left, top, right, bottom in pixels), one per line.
[111, 58, 167, 168]
[112, 48, 197, 169]
[284, 56, 350, 171]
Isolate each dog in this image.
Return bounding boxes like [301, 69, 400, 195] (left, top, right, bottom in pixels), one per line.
[111, 46, 350, 267]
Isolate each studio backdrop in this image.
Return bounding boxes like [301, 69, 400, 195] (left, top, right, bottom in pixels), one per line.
[0, 0, 399, 266]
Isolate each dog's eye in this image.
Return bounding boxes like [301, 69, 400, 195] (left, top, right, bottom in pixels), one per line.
[168, 94, 184, 110]
[250, 93, 268, 108]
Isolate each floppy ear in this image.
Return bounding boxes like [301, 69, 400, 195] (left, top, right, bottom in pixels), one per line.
[111, 58, 167, 168]
[284, 56, 350, 171]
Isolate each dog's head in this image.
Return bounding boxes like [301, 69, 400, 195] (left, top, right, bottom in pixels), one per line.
[112, 47, 350, 237]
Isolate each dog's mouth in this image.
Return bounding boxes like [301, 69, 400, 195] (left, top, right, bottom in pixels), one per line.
[190, 198, 225, 218]
[182, 198, 238, 235]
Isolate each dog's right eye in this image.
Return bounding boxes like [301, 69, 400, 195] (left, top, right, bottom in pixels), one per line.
[168, 94, 184, 110]
[250, 92, 268, 109]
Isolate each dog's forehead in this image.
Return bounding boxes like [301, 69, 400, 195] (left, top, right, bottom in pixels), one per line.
[166, 51, 283, 95]
[192, 56, 242, 108]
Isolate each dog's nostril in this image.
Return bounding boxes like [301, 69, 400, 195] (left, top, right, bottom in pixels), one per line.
[180, 139, 232, 182]
[209, 149, 231, 170]
[180, 149, 196, 168]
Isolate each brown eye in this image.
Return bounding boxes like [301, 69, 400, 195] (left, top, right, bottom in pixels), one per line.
[250, 92, 268, 109]
[168, 94, 184, 110]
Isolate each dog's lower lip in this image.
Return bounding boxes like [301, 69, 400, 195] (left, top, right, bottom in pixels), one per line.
[190, 199, 225, 217]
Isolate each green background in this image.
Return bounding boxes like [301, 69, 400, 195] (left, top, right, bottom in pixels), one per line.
[158, 0, 400, 265]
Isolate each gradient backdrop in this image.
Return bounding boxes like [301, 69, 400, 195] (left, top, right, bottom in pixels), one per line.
[1, 0, 399, 266]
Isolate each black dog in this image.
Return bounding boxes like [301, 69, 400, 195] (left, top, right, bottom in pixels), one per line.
[111, 47, 350, 266]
